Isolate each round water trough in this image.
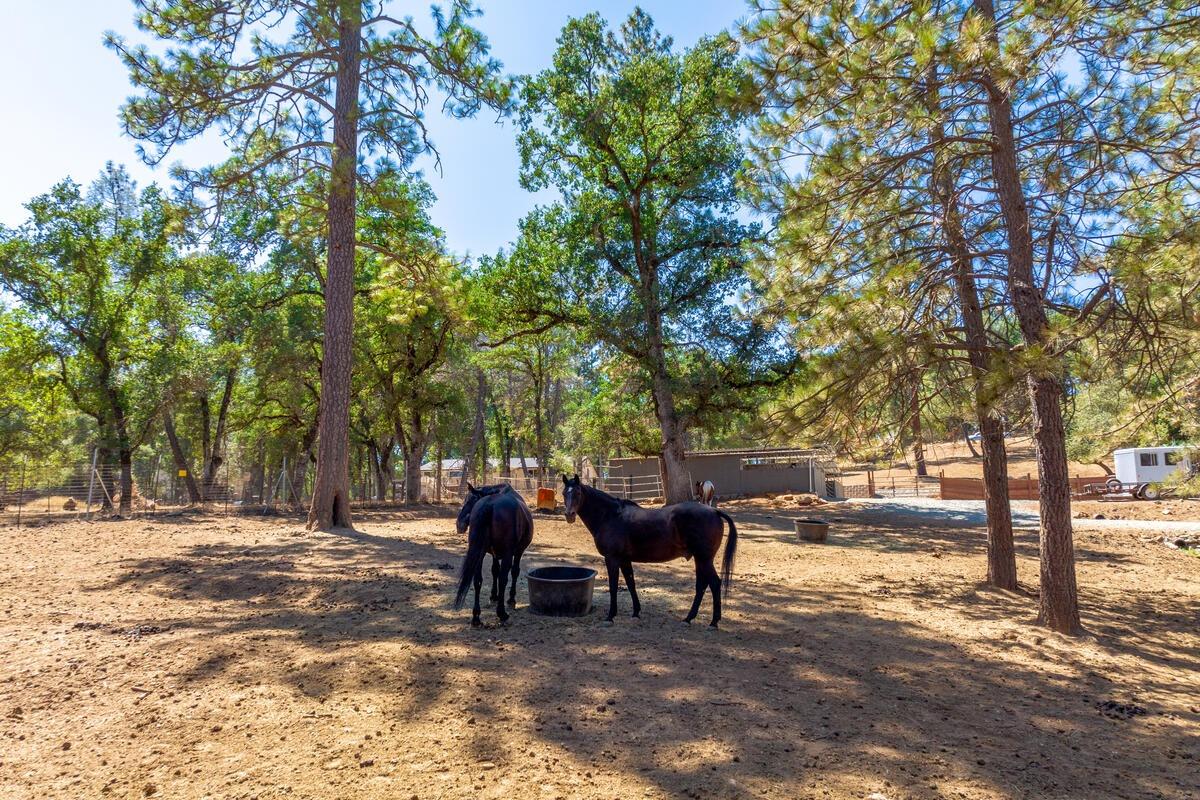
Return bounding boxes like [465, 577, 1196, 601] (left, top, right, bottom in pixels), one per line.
[795, 518, 829, 542]
[527, 566, 596, 617]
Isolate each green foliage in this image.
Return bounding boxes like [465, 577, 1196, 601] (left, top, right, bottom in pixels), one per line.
[0, 308, 76, 465]
[489, 10, 793, 469]
[1160, 451, 1200, 499]
[108, 0, 510, 207]
[742, 0, 1200, 460]
[0, 167, 189, 458]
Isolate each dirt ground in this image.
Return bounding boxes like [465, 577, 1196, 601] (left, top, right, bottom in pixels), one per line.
[1, 502, 1197, 800]
[1072, 498, 1200, 523]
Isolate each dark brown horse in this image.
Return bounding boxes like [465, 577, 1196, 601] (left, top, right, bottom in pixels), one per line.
[456, 482, 517, 604]
[561, 474, 737, 627]
[454, 483, 533, 626]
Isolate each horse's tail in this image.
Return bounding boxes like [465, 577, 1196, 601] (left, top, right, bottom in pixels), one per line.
[454, 500, 492, 610]
[717, 510, 737, 599]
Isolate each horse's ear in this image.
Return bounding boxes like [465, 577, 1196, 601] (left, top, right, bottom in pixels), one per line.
[466, 482, 475, 493]
[561, 473, 568, 484]
[573, 473, 579, 482]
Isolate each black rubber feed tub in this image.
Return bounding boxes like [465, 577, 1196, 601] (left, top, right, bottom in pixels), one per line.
[527, 566, 596, 617]
[795, 518, 829, 542]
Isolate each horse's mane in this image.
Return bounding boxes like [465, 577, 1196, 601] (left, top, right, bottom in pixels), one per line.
[472, 483, 513, 496]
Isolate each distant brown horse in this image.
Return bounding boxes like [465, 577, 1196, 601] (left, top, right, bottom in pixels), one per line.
[693, 479, 716, 507]
[561, 474, 737, 627]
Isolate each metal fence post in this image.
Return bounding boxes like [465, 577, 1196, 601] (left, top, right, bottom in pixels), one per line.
[149, 454, 160, 515]
[85, 447, 98, 517]
[16, 458, 26, 530]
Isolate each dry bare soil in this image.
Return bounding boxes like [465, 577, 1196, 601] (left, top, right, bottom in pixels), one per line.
[1, 502, 1196, 800]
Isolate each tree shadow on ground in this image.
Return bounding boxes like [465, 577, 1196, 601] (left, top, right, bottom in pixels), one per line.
[92, 506, 1199, 800]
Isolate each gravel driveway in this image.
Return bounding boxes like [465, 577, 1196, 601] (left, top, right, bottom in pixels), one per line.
[846, 496, 1200, 533]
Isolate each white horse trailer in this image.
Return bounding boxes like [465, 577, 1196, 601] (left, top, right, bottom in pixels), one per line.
[1113, 446, 1191, 485]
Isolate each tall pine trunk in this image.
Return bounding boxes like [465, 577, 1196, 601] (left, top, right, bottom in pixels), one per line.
[459, 370, 486, 492]
[396, 419, 429, 504]
[164, 410, 202, 504]
[118, 445, 133, 516]
[307, 1, 361, 531]
[202, 369, 235, 496]
[645, 299, 690, 503]
[909, 380, 927, 477]
[963, 422, 981, 458]
[372, 439, 391, 502]
[927, 59, 1017, 590]
[404, 450, 425, 504]
[534, 379, 547, 485]
[975, 0, 1079, 631]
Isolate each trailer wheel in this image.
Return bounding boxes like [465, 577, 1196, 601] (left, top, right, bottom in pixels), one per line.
[1132, 483, 1149, 500]
[1105, 477, 1122, 493]
[1141, 484, 1161, 501]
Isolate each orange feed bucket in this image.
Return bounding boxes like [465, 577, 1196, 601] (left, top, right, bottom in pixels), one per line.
[536, 487, 557, 511]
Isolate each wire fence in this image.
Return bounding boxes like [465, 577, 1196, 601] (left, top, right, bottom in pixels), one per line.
[591, 473, 665, 502]
[0, 448, 564, 527]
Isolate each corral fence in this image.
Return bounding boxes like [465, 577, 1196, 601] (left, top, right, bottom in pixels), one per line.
[839, 469, 940, 498]
[938, 473, 1095, 501]
[591, 473, 664, 502]
[0, 449, 563, 527]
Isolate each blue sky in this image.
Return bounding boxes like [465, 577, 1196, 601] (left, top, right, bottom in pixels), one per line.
[0, 1, 746, 258]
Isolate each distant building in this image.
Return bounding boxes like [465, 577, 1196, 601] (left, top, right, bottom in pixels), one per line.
[419, 457, 540, 480]
[602, 447, 843, 501]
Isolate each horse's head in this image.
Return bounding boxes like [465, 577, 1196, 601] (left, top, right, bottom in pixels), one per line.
[456, 483, 483, 535]
[561, 473, 582, 524]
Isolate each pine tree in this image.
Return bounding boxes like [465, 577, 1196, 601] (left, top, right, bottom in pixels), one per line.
[109, 0, 508, 529]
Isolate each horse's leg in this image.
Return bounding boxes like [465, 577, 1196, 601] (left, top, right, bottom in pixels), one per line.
[604, 556, 620, 622]
[619, 559, 640, 618]
[683, 563, 706, 625]
[496, 553, 513, 624]
[508, 550, 522, 607]
[490, 556, 500, 602]
[471, 561, 484, 628]
[705, 559, 722, 628]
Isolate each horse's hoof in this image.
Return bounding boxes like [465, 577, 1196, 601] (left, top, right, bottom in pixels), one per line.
[498, 618, 511, 627]
[507, 598, 516, 607]
[603, 618, 615, 626]
[682, 618, 693, 626]
[709, 621, 720, 629]
[471, 618, 483, 628]
[631, 611, 640, 619]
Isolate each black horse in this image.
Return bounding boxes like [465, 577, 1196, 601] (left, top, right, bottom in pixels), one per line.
[455, 482, 516, 604]
[560, 474, 737, 627]
[454, 483, 534, 626]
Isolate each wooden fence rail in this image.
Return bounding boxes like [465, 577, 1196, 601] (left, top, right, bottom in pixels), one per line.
[939, 473, 1097, 501]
